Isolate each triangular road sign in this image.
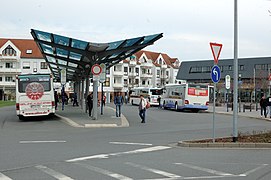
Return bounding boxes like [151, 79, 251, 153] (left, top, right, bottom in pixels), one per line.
[210, 42, 223, 64]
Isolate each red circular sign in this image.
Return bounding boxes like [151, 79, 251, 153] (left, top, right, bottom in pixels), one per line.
[26, 82, 44, 100]
[91, 64, 102, 75]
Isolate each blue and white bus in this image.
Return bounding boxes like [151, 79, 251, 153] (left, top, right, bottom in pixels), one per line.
[161, 83, 210, 112]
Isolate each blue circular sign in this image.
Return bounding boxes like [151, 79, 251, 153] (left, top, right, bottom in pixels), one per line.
[211, 65, 221, 83]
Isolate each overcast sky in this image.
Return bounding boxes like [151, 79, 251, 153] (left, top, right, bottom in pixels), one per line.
[1, 0, 270, 61]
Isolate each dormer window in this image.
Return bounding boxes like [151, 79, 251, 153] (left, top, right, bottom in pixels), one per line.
[2, 45, 16, 56]
[159, 58, 162, 64]
[26, 49, 32, 54]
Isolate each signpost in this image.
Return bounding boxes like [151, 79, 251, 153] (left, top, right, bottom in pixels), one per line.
[210, 43, 223, 64]
[60, 68, 66, 111]
[99, 63, 106, 115]
[225, 75, 231, 112]
[210, 42, 223, 143]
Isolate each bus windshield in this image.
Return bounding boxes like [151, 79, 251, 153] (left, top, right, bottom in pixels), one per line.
[187, 84, 208, 96]
[18, 75, 51, 93]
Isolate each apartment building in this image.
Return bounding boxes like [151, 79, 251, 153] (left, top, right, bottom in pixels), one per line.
[92, 50, 181, 101]
[0, 39, 49, 100]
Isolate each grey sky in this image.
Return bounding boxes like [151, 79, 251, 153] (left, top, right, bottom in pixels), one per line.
[1, 0, 270, 61]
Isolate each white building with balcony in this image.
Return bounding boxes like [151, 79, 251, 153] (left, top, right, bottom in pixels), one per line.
[0, 39, 49, 100]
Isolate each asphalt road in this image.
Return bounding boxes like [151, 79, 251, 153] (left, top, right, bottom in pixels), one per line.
[0, 104, 271, 180]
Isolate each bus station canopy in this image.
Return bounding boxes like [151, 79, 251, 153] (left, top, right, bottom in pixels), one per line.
[31, 29, 163, 82]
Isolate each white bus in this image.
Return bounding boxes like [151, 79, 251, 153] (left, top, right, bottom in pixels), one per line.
[16, 74, 55, 120]
[161, 83, 210, 112]
[130, 87, 163, 106]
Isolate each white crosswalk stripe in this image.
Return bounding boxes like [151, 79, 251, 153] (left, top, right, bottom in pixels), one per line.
[126, 162, 181, 179]
[174, 163, 233, 176]
[0, 172, 12, 180]
[75, 162, 133, 180]
[35, 165, 74, 180]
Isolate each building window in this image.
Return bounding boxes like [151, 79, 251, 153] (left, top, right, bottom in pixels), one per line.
[105, 77, 110, 87]
[5, 62, 13, 68]
[5, 76, 13, 82]
[40, 62, 48, 69]
[124, 79, 128, 86]
[106, 69, 110, 75]
[23, 62, 30, 69]
[189, 66, 202, 73]
[202, 66, 211, 73]
[142, 80, 146, 85]
[2, 45, 16, 56]
[124, 67, 128, 75]
[159, 58, 162, 65]
[136, 68, 139, 75]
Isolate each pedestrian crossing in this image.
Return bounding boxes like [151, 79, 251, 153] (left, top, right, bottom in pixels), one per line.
[0, 161, 268, 180]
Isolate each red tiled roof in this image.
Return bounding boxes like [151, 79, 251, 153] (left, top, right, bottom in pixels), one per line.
[0, 38, 43, 58]
[134, 50, 179, 68]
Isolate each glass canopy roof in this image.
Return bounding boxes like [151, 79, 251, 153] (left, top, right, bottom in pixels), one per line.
[31, 29, 163, 82]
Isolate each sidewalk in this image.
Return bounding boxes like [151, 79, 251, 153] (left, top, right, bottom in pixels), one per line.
[55, 103, 129, 128]
[207, 104, 271, 121]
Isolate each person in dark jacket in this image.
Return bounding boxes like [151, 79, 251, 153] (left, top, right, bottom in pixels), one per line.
[260, 95, 268, 118]
[87, 92, 93, 117]
[114, 92, 123, 117]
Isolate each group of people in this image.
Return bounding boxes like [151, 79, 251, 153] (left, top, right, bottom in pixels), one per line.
[259, 95, 271, 118]
[114, 92, 148, 123]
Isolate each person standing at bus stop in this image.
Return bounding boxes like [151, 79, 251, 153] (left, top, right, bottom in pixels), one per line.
[87, 92, 93, 117]
[260, 95, 267, 118]
[114, 92, 123, 117]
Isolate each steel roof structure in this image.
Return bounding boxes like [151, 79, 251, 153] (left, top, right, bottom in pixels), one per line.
[31, 29, 163, 82]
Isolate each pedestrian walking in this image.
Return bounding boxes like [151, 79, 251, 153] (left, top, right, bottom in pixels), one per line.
[139, 94, 147, 123]
[266, 94, 271, 118]
[54, 91, 59, 110]
[114, 92, 123, 117]
[73, 92, 79, 106]
[260, 95, 267, 118]
[87, 92, 93, 117]
[157, 96, 161, 109]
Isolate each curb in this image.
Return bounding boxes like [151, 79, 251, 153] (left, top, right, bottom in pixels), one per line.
[178, 141, 271, 148]
[55, 109, 129, 128]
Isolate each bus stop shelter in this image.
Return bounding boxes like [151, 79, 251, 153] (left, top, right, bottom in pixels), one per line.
[31, 29, 163, 120]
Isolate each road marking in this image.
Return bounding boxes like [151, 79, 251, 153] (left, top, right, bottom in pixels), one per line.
[35, 165, 74, 180]
[174, 163, 233, 176]
[126, 162, 181, 179]
[110, 142, 153, 146]
[20, 140, 66, 144]
[66, 146, 171, 162]
[0, 172, 12, 180]
[75, 162, 133, 180]
[239, 164, 269, 176]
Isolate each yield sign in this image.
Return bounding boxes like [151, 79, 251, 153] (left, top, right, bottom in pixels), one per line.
[210, 42, 223, 64]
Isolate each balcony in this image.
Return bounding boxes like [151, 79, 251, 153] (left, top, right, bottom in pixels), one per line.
[0, 68, 21, 74]
[129, 60, 136, 66]
[161, 64, 167, 69]
[140, 73, 152, 79]
[113, 83, 124, 88]
[141, 60, 153, 68]
[128, 72, 137, 77]
[113, 71, 123, 76]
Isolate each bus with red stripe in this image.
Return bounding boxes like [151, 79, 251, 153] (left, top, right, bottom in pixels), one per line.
[15, 74, 55, 120]
[161, 83, 210, 112]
